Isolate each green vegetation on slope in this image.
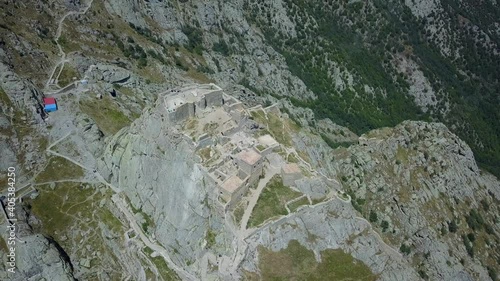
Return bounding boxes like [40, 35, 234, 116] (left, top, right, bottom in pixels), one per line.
[24, 182, 125, 280]
[57, 64, 79, 87]
[245, 0, 500, 177]
[248, 175, 302, 228]
[143, 247, 180, 281]
[35, 156, 84, 183]
[248, 1, 426, 133]
[257, 240, 377, 281]
[79, 96, 131, 136]
[288, 196, 309, 212]
[251, 109, 295, 146]
[233, 200, 247, 226]
[27, 182, 96, 235]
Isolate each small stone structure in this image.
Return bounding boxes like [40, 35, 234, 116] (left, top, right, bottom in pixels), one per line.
[220, 175, 245, 203]
[235, 149, 264, 184]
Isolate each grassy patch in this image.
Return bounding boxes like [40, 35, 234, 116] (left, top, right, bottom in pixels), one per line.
[312, 196, 327, 205]
[58, 34, 82, 54]
[24, 182, 125, 279]
[0, 237, 8, 252]
[395, 145, 409, 165]
[297, 150, 312, 165]
[321, 134, 356, 149]
[35, 156, 84, 183]
[143, 247, 180, 281]
[51, 139, 81, 158]
[141, 212, 155, 234]
[251, 109, 267, 125]
[364, 127, 393, 139]
[184, 118, 198, 131]
[268, 112, 292, 146]
[287, 153, 299, 163]
[0, 87, 12, 107]
[99, 208, 123, 233]
[248, 176, 302, 228]
[138, 64, 167, 84]
[57, 64, 79, 87]
[27, 182, 95, 235]
[79, 96, 131, 136]
[288, 196, 309, 212]
[258, 240, 376, 281]
[198, 147, 212, 162]
[186, 69, 215, 83]
[242, 270, 260, 280]
[205, 229, 216, 248]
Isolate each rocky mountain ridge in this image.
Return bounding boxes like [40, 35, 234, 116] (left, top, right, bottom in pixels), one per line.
[0, 0, 499, 280]
[96, 88, 499, 280]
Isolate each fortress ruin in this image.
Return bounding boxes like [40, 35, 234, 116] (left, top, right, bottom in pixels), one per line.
[162, 84, 299, 209]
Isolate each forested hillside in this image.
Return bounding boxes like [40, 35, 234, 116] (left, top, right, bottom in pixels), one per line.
[245, 0, 500, 176]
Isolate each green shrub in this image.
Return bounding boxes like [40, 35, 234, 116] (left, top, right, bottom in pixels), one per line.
[487, 266, 498, 281]
[212, 40, 230, 56]
[381, 220, 389, 232]
[462, 235, 474, 258]
[400, 243, 411, 255]
[448, 220, 458, 233]
[418, 269, 429, 280]
[182, 25, 204, 55]
[466, 210, 484, 231]
[467, 233, 475, 242]
[369, 210, 378, 223]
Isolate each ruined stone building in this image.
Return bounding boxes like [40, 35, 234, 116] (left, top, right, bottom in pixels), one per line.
[163, 84, 276, 208]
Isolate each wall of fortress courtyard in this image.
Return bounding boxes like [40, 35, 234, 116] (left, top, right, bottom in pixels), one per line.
[166, 89, 225, 123]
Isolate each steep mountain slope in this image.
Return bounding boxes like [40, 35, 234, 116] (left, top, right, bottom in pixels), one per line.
[96, 93, 500, 280]
[97, 0, 500, 176]
[334, 121, 500, 280]
[248, 0, 500, 176]
[2, 0, 498, 177]
[0, 0, 499, 280]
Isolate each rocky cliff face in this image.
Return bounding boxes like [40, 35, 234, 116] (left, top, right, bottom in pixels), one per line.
[334, 121, 500, 280]
[0, 205, 75, 281]
[0, 61, 48, 173]
[98, 97, 229, 273]
[97, 90, 500, 280]
[239, 121, 500, 281]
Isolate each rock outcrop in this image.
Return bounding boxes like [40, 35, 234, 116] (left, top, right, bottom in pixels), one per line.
[98, 96, 230, 274]
[0, 206, 75, 281]
[334, 121, 500, 281]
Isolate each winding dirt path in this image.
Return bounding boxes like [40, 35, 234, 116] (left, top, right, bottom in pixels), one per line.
[45, 0, 94, 91]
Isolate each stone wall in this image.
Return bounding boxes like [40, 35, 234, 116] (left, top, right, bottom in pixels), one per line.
[196, 134, 213, 149]
[247, 165, 263, 187]
[170, 102, 194, 123]
[206, 90, 223, 107]
[238, 159, 252, 175]
[229, 182, 249, 207]
[196, 97, 207, 113]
